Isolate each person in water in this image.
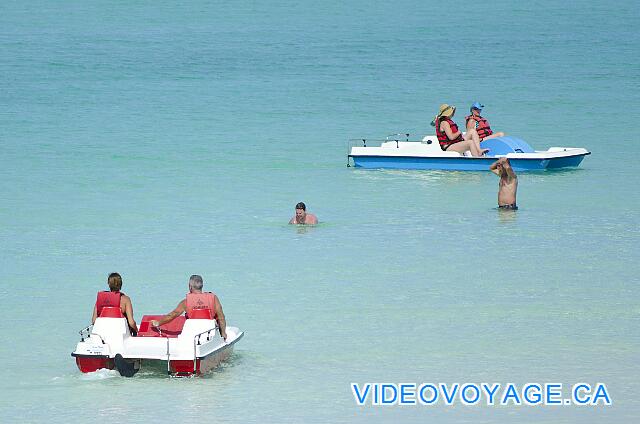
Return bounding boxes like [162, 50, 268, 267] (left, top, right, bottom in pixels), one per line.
[151, 275, 227, 340]
[289, 201, 318, 225]
[92, 272, 138, 335]
[490, 157, 518, 210]
[465, 102, 505, 141]
[432, 104, 486, 157]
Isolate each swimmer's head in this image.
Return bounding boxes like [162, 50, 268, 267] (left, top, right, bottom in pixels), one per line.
[295, 202, 306, 220]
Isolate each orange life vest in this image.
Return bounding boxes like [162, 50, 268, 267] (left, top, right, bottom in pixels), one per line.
[186, 292, 217, 319]
[96, 291, 122, 316]
[465, 115, 493, 139]
[435, 117, 464, 149]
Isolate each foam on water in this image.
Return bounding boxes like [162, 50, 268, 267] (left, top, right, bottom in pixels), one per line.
[78, 369, 121, 381]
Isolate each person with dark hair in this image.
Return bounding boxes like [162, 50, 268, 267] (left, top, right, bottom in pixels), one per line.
[490, 157, 518, 210]
[289, 201, 318, 225]
[151, 275, 227, 340]
[92, 272, 138, 335]
[465, 102, 505, 142]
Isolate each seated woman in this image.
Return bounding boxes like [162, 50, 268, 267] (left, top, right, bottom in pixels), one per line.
[92, 272, 138, 335]
[465, 102, 505, 141]
[432, 104, 486, 157]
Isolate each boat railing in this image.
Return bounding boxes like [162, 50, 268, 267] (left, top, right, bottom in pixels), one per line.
[192, 326, 219, 374]
[78, 324, 93, 342]
[347, 134, 425, 166]
[348, 134, 427, 147]
[386, 133, 411, 141]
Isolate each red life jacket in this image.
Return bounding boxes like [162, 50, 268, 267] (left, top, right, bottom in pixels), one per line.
[186, 292, 217, 319]
[465, 115, 493, 139]
[435, 117, 464, 148]
[96, 291, 122, 316]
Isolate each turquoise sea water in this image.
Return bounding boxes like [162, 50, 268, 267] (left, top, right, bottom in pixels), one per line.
[1, 1, 638, 422]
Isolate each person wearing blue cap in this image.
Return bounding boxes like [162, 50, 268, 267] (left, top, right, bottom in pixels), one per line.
[465, 102, 505, 142]
[432, 104, 487, 157]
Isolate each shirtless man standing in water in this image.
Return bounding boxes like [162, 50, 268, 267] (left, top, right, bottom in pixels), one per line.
[289, 202, 318, 225]
[490, 158, 518, 210]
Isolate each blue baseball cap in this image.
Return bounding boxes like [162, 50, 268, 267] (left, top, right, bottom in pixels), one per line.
[471, 101, 484, 110]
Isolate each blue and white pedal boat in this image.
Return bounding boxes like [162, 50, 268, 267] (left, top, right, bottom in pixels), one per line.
[348, 135, 590, 172]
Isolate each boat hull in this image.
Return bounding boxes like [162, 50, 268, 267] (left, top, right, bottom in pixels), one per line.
[72, 315, 243, 377]
[348, 136, 590, 171]
[73, 343, 237, 377]
[74, 355, 114, 373]
[170, 340, 237, 376]
[349, 153, 589, 171]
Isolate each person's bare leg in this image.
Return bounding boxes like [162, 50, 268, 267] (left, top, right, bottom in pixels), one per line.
[464, 129, 486, 156]
[447, 140, 477, 156]
[464, 130, 482, 156]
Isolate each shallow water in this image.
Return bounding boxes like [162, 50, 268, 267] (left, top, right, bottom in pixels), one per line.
[1, 1, 638, 422]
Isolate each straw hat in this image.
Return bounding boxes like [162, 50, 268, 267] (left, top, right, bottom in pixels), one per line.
[433, 104, 455, 124]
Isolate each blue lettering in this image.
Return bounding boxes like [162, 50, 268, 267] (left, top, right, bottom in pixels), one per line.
[461, 384, 480, 405]
[573, 383, 591, 405]
[523, 384, 542, 405]
[441, 384, 459, 405]
[545, 383, 562, 405]
[373, 383, 379, 405]
[399, 384, 416, 405]
[351, 383, 370, 405]
[501, 383, 521, 405]
[418, 384, 438, 405]
[592, 384, 612, 405]
[381, 384, 398, 405]
[482, 383, 500, 405]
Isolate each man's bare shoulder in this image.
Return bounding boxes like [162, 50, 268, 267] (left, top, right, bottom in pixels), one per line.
[306, 214, 318, 224]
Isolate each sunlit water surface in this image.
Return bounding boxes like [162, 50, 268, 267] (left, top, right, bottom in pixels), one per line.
[0, 1, 638, 422]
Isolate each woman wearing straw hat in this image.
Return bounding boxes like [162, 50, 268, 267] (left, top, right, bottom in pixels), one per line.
[432, 104, 486, 157]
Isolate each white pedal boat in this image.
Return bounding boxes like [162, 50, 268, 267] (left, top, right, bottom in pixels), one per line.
[71, 307, 243, 377]
[348, 134, 590, 171]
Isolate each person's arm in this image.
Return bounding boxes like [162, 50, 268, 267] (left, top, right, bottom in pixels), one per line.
[489, 159, 501, 176]
[307, 214, 318, 225]
[151, 301, 186, 327]
[441, 121, 460, 140]
[289, 216, 296, 224]
[91, 305, 97, 324]
[123, 296, 138, 333]
[214, 296, 227, 341]
[500, 159, 516, 179]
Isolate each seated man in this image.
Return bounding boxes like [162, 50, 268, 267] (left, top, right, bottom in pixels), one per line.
[151, 275, 227, 340]
[466, 102, 505, 142]
[433, 104, 486, 157]
[92, 272, 138, 335]
[289, 201, 318, 225]
[490, 157, 518, 210]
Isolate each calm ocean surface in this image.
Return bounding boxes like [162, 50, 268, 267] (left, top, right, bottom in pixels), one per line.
[1, 1, 638, 422]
